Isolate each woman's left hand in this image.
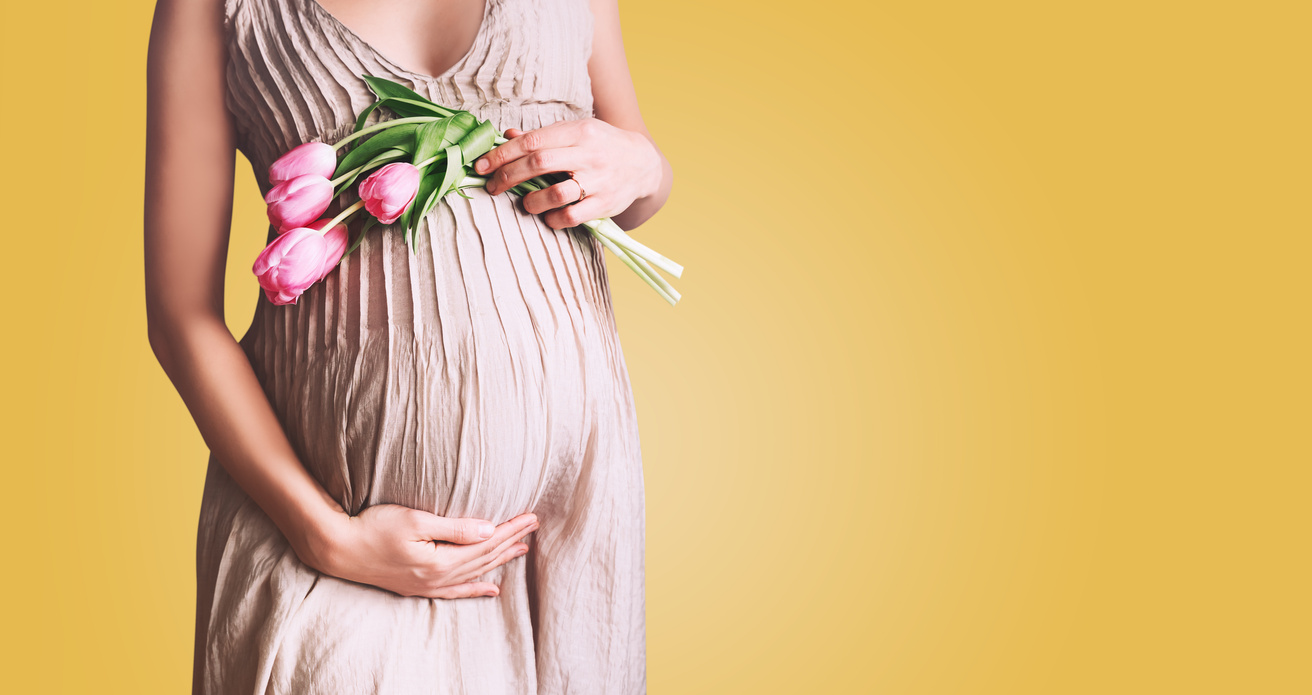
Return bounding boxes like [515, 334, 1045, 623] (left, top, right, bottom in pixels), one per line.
[474, 118, 663, 230]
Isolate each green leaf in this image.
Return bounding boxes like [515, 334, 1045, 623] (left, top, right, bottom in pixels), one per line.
[412, 118, 450, 166]
[361, 76, 453, 117]
[456, 119, 499, 163]
[413, 177, 442, 229]
[352, 99, 387, 133]
[445, 112, 479, 146]
[351, 93, 450, 135]
[345, 215, 378, 257]
[430, 145, 465, 213]
[334, 123, 421, 178]
[375, 96, 450, 119]
[399, 181, 420, 233]
[399, 164, 435, 233]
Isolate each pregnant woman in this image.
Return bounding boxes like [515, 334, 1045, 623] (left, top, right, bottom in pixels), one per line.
[144, 0, 672, 692]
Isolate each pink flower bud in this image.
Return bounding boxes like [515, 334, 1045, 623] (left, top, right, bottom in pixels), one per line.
[306, 218, 351, 281]
[264, 174, 335, 233]
[268, 142, 338, 185]
[358, 162, 421, 225]
[252, 226, 330, 306]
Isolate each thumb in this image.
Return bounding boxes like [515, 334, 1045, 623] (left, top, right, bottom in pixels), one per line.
[504, 128, 525, 138]
[421, 513, 496, 544]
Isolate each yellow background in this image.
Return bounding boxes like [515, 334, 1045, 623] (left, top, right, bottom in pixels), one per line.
[3, 1, 1308, 692]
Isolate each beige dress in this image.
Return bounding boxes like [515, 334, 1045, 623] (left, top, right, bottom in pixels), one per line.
[196, 0, 646, 692]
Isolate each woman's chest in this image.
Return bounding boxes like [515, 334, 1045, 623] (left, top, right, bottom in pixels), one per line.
[223, 0, 596, 173]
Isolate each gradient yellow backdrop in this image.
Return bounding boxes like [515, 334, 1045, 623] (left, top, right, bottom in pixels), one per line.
[2, 1, 1308, 692]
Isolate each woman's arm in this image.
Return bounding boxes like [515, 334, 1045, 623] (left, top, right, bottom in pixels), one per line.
[584, 0, 672, 231]
[144, 0, 537, 598]
[145, 0, 344, 570]
[473, 0, 673, 232]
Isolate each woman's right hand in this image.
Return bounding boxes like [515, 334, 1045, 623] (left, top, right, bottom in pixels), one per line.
[304, 504, 539, 599]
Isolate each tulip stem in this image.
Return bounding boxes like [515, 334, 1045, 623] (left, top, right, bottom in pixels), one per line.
[320, 199, 367, 235]
[331, 150, 406, 188]
[331, 116, 440, 152]
[454, 175, 681, 304]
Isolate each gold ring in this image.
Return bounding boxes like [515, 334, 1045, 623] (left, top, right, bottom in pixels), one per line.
[568, 172, 587, 202]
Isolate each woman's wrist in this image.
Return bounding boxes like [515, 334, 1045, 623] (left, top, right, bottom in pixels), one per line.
[294, 509, 350, 574]
[626, 129, 665, 201]
[611, 130, 671, 230]
[264, 472, 351, 573]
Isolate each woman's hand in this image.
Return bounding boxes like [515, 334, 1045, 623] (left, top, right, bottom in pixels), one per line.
[474, 118, 663, 231]
[304, 504, 539, 599]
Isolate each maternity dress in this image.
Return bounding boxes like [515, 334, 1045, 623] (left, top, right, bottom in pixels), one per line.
[194, 0, 647, 692]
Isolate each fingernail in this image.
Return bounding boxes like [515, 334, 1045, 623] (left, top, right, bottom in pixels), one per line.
[475, 159, 489, 173]
[515, 546, 528, 556]
[478, 523, 495, 538]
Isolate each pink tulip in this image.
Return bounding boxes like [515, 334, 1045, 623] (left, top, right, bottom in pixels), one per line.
[306, 218, 351, 281]
[268, 142, 338, 185]
[265, 174, 334, 233]
[252, 226, 330, 306]
[358, 162, 421, 225]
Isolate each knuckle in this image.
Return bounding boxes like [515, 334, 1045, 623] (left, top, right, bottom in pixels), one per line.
[528, 151, 552, 171]
[403, 507, 427, 527]
[411, 565, 436, 585]
[522, 131, 544, 152]
[550, 183, 571, 205]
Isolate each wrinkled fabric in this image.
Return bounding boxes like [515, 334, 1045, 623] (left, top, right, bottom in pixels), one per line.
[194, 0, 646, 692]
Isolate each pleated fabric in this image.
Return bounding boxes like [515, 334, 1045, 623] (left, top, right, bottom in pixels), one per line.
[195, 0, 646, 692]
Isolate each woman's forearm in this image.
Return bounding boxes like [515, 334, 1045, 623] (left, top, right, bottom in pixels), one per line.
[148, 314, 345, 569]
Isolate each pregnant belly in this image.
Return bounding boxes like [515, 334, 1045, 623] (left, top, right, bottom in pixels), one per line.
[241, 193, 614, 523]
[291, 329, 588, 522]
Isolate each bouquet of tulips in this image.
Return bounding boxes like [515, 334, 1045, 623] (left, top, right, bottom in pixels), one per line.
[252, 75, 683, 307]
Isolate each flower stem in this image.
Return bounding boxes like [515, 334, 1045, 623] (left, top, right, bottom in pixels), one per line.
[331, 116, 440, 152]
[590, 218, 684, 278]
[453, 175, 681, 304]
[331, 154, 398, 188]
[584, 220, 680, 301]
[591, 227, 677, 306]
[319, 199, 367, 234]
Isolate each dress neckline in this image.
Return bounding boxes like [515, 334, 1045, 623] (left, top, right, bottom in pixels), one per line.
[297, 0, 491, 83]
